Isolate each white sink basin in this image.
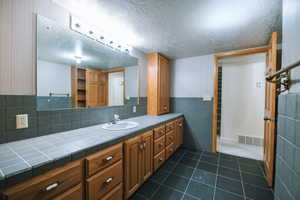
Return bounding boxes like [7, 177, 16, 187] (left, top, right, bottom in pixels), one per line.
[102, 121, 139, 131]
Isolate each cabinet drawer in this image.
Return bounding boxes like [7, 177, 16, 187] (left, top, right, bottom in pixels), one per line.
[166, 130, 176, 146]
[166, 121, 176, 132]
[1, 160, 82, 200]
[154, 150, 165, 171]
[53, 184, 83, 200]
[154, 136, 165, 155]
[87, 160, 123, 200]
[86, 143, 123, 177]
[154, 125, 166, 139]
[101, 183, 123, 200]
[165, 143, 175, 160]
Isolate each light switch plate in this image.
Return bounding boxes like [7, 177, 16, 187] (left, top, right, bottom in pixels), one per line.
[16, 114, 28, 129]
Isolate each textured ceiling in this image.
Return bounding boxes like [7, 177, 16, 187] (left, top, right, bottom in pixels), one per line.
[37, 16, 138, 69]
[53, 0, 282, 59]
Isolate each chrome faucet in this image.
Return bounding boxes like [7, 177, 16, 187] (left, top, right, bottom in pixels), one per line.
[111, 114, 120, 124]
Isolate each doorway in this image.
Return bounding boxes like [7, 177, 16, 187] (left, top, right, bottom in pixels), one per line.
[108, 70, 125, 106]
[217, 53, 266, 160]
[211, 31, 278, 187]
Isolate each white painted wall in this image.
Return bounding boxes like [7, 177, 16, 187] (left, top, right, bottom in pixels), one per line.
[0, 0, 147, 96]
[171, 54, 215, 98]
[220, 55, 266, 141]
[37, 60, 71, 96]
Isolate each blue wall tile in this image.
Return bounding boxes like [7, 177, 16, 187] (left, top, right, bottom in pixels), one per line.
[274, 93, 300, 200]
[170, 97, 213, 152]
[0, 95, 147, 144]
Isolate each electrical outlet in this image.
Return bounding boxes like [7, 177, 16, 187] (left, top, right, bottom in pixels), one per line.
[133, 106, 137, 113]
[16, 114, 28, 129]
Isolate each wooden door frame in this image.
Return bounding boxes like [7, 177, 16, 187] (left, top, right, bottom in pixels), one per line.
[211, 47, 269, 152]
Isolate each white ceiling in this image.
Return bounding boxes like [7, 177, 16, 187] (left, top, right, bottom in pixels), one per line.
[53, 0, 282, 59]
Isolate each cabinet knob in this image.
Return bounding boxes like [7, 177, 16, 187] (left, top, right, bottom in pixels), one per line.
[160, 130, 164, 134]
[104, 177, 113, 184]
[159, 157, 163, 161]
[104, 156, 113, 161]
[143, 142, 146, 148]
[42, 182, 59, 192]
[139, 144, 144, 151]
[163, 105, 167, 110]
[169, 148, 173, 152]
[178, 123, 182, 127]
[159, 143, 164, 147]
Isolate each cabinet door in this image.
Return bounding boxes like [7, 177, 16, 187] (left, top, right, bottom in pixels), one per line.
[86, 70, 107, 107]
[158, 55, 170, 114]
[98, 72, 108, 106]
[176, 118, 184, 149]
[141, 131, 153, 183]
[86, 69, 100, 107]
[124, 136, 142, 199]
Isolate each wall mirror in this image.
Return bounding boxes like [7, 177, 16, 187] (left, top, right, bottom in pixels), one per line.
[36, 15, 139, 110]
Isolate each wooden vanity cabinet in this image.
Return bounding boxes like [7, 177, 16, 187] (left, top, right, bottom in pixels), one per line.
[85, 143, 123, 200]
[147, 53, 170, 115]
[0, 118, 183, 200]
[175, 118, 184, 149]
[124, 131, 153, 199]
[0, 160, 83, 200]
[52, 184, 83, 200]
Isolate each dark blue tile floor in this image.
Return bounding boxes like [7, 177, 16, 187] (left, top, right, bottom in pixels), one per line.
[130, 148, 273, 200]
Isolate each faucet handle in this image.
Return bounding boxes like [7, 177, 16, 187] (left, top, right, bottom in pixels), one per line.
[114, 114, 120, 121]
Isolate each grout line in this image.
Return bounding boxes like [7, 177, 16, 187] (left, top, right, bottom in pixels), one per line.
[212, 153, 220, 200]
[179, 150, 204, 200]
[6, 145, 31, 168]
[147, 149, 187, 200]
[238, 159, 247, 200]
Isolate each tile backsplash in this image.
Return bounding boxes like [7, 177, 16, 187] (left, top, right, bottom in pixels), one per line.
[0, 95, 147, 144]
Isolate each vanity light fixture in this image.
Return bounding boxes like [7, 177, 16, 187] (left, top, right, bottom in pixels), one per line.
[70, 15, 132, 54]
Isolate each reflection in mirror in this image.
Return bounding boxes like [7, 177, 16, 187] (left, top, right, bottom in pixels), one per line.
[36, 15, 139, 110]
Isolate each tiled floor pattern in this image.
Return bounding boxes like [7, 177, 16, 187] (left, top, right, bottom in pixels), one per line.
[130, 148, 273, 200]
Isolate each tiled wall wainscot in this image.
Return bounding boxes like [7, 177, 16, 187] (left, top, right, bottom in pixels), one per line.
[0, 95, 147, 144]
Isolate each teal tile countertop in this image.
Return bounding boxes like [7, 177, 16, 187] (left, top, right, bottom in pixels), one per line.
[0, 113, 183, 188]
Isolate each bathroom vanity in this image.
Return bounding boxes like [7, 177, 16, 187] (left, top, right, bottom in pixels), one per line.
[0, 114, 184, 200]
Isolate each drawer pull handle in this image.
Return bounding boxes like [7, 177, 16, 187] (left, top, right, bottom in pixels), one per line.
[105, 177, 113, 184]
[43, 182, 59, 192]
[163, 105, 167, 110]
[105, 156, 113, 161]
[178, 123, 182, 127]
[143, 143, 146, 148]
[159, 157, 163, 161]
[140, 144, 144, 151]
